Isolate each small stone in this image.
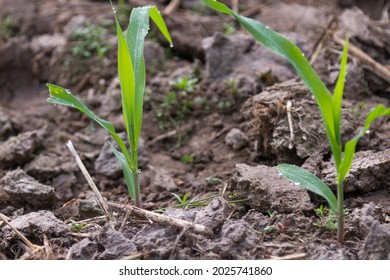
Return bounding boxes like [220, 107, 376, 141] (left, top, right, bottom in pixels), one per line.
[225, 128, 248, 150]
[0, 168, 56, 208]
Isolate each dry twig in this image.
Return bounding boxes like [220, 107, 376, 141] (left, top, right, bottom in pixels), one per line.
[333, 35, 390, 84]
[66, 140, 115, 222]
[163, 0, 181, 16]
[109, 202, 213, 236]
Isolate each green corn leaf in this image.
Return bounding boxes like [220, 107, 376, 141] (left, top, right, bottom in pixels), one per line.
[47, 83, 136, 172]
[338, 105, 390, 183]
[125, 6, 172, 162]
[202, 0, 340, 169]
[114, 15, 137, 166]
[110, 142, 136, 199]
[332, 37, 349, 168]
[277, 164, 338, 213]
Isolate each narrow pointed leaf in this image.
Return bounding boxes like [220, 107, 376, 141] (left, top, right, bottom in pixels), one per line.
[277, 164, 338, 213]
[114, 17, 136, 163]
[110, 142, 135, 199]
[46, 83, 135, 171]
[332, 37, 349, 168]
[338, 105, 390, 183]
[125, 5, 172, 160]
[202, 0, 340, 168]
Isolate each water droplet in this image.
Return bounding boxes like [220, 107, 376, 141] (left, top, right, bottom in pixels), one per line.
[265, 25, 270, 29]
[278, 173, 282, 176]
[365, 130, 370, 134]
[302, 53, 305, 57]
[169, 43, 174, 48]
[137, 169, 142, 174]
[294, 182, 300, 186]
[112, 7, 117, 14]
[65, 88, 71, 94]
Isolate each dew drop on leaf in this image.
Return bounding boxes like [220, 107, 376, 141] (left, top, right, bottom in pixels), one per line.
[137, 169, 142, 174]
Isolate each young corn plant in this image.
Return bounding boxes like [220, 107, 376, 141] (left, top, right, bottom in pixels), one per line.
[202, 0, 390, 243]
[47, 2, 172, 207]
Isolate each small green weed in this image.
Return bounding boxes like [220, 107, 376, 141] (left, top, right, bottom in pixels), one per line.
[313, 205, 337, 230]
[70, 23, 110, 59]
[180, 153, 196, 164]
[69, 220, 88, 232]
[171, 76, 198, 93]
[223, 22, 236, 36]
[152, 75, 201, 130]
[1, 15, 18, 39]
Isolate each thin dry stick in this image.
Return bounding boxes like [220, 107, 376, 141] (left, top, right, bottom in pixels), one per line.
[163, 0, 181, 16]
[333, 35, 390, 84]
[286, 100, 294, 149]
[109, 202, 213, 236]
[66, 140, 115, 222]
[231, 0, 239, 13]
[269, 252, 307, 260]
[0, 213, 42, 253]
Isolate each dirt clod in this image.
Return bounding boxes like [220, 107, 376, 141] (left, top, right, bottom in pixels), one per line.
[0, 128, 46, 168]
[96, 224, 137, 260]
[0, 169, 56, 208]
[194, 198, 230, 232]
[311, 149, 390, 192]
[231, 163, 314, 213]
[67, 238, 100, 260]
[4, 210, 68, 241]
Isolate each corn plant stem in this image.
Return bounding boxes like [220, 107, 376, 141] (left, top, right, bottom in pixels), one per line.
[133, 172, 141, 208]
[337, 181, 344, 243]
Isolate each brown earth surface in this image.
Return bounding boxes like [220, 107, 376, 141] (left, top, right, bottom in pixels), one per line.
[0, 0, 389, 260]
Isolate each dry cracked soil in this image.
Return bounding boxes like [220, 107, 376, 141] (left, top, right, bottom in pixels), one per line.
[0, 0, 389, 260]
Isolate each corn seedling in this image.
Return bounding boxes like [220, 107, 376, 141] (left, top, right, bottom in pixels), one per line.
[47, 2, 172, 207]
[202, 0, 390, 243]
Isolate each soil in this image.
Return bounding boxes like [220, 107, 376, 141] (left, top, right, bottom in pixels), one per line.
[0, 0, 389, 260]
